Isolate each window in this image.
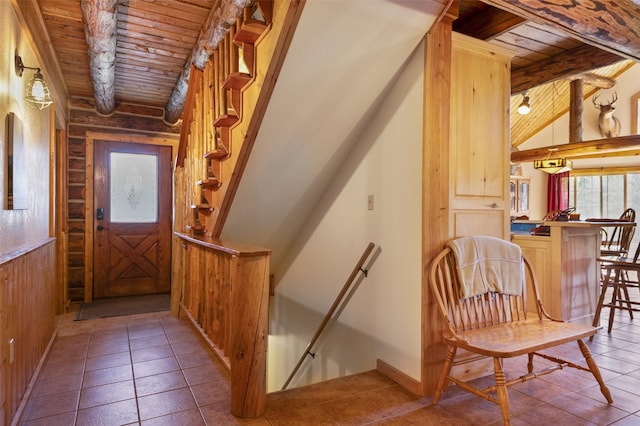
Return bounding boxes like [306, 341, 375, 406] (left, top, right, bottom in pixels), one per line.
[569, 169, 640, 249]
[570, 170, 639, 219]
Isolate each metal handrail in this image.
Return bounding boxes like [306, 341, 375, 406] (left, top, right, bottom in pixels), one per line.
[281, 242, 376, 390]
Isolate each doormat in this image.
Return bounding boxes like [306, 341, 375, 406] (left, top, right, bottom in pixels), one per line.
[74, 294, 170, 321]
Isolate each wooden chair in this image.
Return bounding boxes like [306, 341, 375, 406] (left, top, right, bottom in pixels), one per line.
[602, 208, 636, 256]
[594, 241, 640, 333]
[429, 237, 613, 425]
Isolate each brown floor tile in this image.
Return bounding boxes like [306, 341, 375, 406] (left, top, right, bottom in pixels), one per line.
[133, 356, 181, 378]
[547, 391, 629, 424]
[140, 408, 206, 425]
[33, 371, 83, 397]
[85, 351, 132, 372]
[83, 364, 134, 388]
[182, 363, 229, 386]
[23, 390, 80, 421]
[88, 340, 131, 357]
[19, 411, 77, 426]
[190, 380, 231, 406]
[129, 334, 170, 350]
[131, 344, 174, 363]
[137, 387, 197, 420]
[76, 398, 139, 426]
[79, 379, 136, 409]
[135, 370, 188, 396]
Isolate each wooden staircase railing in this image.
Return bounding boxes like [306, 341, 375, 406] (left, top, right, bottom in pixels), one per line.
[175, 0, 303, 238]
[175, 232, 271, 418]
[172, 0, 305, 418]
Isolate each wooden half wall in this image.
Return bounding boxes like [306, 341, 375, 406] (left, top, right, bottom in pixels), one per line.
[0, 239, 56, 425]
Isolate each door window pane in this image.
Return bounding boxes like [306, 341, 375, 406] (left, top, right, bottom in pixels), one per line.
[110, 152, 158, 223]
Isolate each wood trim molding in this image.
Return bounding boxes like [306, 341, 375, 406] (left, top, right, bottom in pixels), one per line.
[631, 91, 640, 135]
[84, 136, 94, 303]
[377, 359, 421, 396]
[83, 132, 180, 303]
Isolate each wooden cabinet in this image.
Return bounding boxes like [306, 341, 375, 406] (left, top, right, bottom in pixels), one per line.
[510, 176, 530, 217]
[450, 33, 512, 239]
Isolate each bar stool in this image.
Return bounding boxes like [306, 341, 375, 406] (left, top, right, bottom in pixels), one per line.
[601, 208, 636, 256]
[593, 241, 640, 334]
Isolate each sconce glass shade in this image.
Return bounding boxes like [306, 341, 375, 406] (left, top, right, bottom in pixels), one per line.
[25, 70, 53, 110]
[517, 95, 531, 115]
[534, 158, 572, 174]
[15, 54, 53, 110]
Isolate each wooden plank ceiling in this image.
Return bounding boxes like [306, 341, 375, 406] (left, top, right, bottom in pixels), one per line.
[38, 0, 216, 110]
[30, 0, 640, 150]
[455, 1, 637, 149]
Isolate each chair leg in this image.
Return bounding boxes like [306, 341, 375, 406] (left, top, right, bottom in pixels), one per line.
[578, 339, 613, 404]
[527, 352, 534, 374]
[620, 280, 634, 319]
[494, 357, 511, 425]
[433, 346, 456, 405]
[608, 281, 620, 333]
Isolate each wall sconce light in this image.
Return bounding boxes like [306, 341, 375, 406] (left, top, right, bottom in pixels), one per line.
[517, 93, 531, 115]
[15, 54, 53, 110]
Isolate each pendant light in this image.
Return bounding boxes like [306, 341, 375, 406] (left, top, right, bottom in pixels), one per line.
[534, 83, 572, 174]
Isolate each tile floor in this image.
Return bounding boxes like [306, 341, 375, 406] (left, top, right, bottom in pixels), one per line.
[16, 300, 640, 425]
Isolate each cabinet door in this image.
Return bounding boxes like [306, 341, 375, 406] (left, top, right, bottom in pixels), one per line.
[510, 180, 517, 215]
[450, 33, 512, 239]
[518, 179, 530, 214]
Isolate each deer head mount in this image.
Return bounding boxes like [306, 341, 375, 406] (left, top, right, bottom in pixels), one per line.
[593, 92, 621, 138]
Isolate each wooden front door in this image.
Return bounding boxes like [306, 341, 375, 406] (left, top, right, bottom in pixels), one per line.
[93, 141, 172, 299]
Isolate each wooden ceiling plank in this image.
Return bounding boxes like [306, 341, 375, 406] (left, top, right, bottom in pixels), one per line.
[511, 44, 624, 94]
[117, 5, 208, 32]
[453, 6, 525, 40]
[164, 0, 253, 124]
[482, 0, 640, 63]
[81, 0, 117, 115]
[120, 0, 214, 25]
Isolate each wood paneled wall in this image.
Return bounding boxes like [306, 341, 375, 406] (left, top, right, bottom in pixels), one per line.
[0, 239, 56, 425]
[65, 99, 181, 302]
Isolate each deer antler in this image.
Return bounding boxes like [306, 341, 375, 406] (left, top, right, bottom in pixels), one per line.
[593, 93, 601, 108]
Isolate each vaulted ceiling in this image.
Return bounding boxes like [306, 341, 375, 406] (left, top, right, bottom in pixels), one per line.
[14, 0, 640, 146]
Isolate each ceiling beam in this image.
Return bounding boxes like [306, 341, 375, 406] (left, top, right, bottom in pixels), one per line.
[482, 0, 640, 63]
[453, 6, 525, 40]
[81, 0, 117, 116]
[511, 44, 623, 94]
[163, 0, 253, 125]
[511, 135, 640, 162]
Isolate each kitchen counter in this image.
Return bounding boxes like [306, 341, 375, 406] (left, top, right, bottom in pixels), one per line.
[512, 221, 602, 324]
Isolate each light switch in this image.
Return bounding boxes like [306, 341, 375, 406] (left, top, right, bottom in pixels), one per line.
[368, 195, 374, 210]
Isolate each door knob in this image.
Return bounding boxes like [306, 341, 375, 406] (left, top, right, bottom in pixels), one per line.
[97, 225, 104, 231]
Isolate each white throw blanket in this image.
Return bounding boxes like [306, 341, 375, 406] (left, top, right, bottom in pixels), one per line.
[447, 236, 524, 298]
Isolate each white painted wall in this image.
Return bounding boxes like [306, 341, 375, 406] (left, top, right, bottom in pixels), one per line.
[517, 64, 640, 220]
[267, 40, 424, 392]
[0, 1, 52, 257]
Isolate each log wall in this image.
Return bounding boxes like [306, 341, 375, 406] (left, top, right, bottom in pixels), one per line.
[65, 99, 181, 302]
[0, 239, 56, 425]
